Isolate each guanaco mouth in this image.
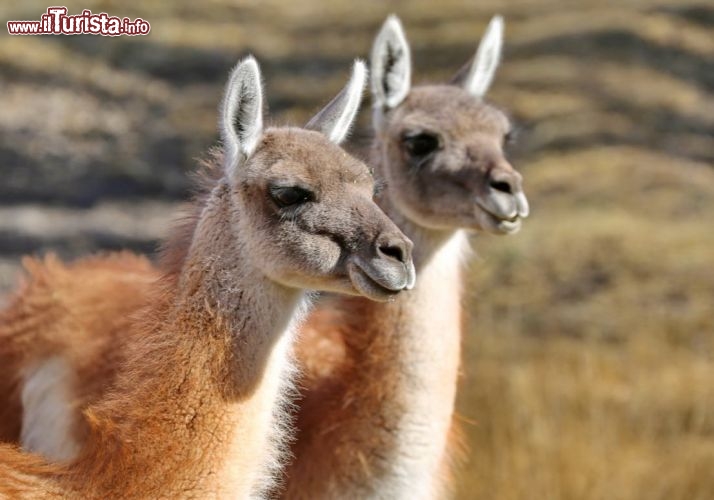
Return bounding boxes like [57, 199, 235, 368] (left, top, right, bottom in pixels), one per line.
[347, 261, 405, 302]
[475, 190, 529, 226]
[474, 198, 523, 234]
[494, 216, 522, 234]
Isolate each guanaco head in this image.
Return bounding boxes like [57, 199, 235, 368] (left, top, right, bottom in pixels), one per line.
[218, 57, 415, 301]
[370, 16, 529, 235]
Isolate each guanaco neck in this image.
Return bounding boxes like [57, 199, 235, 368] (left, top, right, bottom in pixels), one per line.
[366, 198, 468, 500]
[68, 181, 308, 499]
[286, 149, 468, 499]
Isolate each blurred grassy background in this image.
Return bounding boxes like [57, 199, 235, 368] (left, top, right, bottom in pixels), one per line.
[1, 1, 712, 498]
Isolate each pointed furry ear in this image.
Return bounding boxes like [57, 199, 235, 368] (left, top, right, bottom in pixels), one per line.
[306, 60, 367, 145]
[371, 15, 411, 110]
[220, 56, 264, 178]
[451, 16, 504, 98]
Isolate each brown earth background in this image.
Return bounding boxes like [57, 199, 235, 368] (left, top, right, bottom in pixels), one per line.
[1, 1, 713, 498]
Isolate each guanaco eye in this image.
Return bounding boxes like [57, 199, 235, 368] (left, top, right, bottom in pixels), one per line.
[504, 128, 518, 146]
[269, 186, 314, 208]
[402, 132, 440, 158]
[373, 179, 386, 197]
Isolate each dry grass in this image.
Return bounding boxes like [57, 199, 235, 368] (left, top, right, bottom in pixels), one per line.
[456, 147, 714, 500]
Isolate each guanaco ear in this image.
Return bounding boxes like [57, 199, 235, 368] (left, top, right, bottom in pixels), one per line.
[371, 15, 411, 110]
[451, 16, 504, 98]
[221, 56, 264, 178]
[306, 60, 367, 144]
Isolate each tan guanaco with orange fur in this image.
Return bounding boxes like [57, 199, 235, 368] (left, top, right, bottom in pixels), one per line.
[0, 57, 415, 498]
[282, 15, 528, 499]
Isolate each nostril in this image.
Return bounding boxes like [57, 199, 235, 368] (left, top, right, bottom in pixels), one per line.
[378, 244, 405, 263]
[489, 180, 513, 194]
[376, 233, 413, 265]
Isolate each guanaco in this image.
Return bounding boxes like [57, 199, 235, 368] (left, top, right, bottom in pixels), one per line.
[283, 16, 528, 499]
[0, 57, 415, 498]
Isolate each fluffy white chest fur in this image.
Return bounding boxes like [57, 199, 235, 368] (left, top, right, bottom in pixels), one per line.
[376, 230, 468, 500]
[21, 356, 82, 461]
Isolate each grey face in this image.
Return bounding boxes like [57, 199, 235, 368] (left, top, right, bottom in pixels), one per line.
[236, 129, 415, 302]
[381, 85, 529, 235]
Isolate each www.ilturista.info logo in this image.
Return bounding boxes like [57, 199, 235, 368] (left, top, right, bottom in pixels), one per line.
[7, 7, 150, 36]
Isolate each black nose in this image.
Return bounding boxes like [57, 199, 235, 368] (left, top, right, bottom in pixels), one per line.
[489, 179, 513, 194]
[376, 233, 412, 264]
[488, 168, 522, 195]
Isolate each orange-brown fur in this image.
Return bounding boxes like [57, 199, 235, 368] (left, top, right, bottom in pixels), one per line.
[292, 318, 469, 497]
[0, 173, 295, 497]
[0, 228, 256, 496]
[0, 252, 158, 448]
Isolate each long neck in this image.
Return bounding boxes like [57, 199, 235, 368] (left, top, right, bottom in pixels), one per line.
[73, 182, 307, 499]
[286, 154, 468, 499]
[344, 208, 467, 500]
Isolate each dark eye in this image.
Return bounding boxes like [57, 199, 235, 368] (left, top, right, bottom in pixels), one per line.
[269, 186, 314, 208]
[504, 128, 518, 146]
[403, 132, 440, 158]
[373, 179, 386, 197]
